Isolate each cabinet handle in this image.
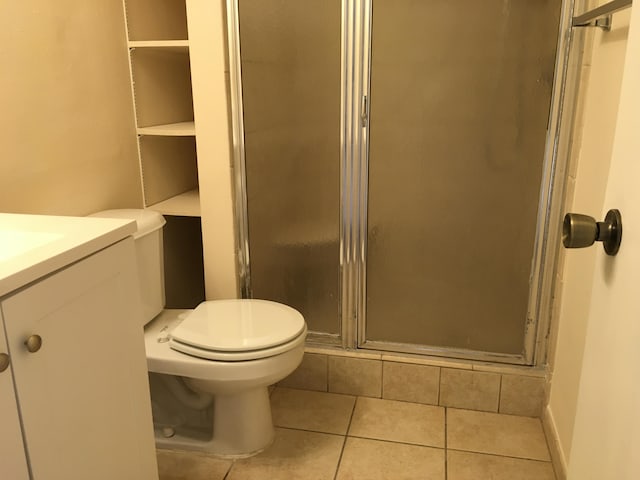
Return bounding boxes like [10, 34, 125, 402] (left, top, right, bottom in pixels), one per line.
[0, 353, 9, 372]
[24, 335, 43, 353]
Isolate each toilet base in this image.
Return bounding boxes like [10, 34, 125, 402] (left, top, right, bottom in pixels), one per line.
[154, 386, 275, 458]
[210, 387, 275, 458]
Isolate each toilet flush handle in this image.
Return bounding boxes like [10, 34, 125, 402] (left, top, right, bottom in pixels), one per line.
[24, 334, 43, 353]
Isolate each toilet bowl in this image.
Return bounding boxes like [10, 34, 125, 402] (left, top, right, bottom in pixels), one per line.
[147, 305, 306, 457]
[91, 209, 307, 458]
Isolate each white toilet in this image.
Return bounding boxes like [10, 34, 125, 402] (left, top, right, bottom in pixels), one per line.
[91, 209, 307, 458]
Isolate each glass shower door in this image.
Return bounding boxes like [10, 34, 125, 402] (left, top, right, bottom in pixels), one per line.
[237, 0, 342, 335]
[363, 0, 562, 355]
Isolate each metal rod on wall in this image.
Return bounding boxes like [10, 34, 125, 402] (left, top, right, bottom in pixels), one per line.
[572, 0, 632, 29]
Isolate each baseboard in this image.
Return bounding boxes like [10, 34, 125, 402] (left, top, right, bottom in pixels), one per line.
[542, 405, 568, 480]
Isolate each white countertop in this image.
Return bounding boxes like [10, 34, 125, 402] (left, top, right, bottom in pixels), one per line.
[0, 213, 136, 297]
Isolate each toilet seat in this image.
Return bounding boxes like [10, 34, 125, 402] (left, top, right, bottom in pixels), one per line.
[169, 299, 306, 361]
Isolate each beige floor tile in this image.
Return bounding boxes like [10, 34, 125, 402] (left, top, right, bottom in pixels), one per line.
[448, 450, 556, 480]
[349, 397, 445, 447]
[227, 428, 344, 480]
[447, 409, 551, 461]
[336, 437, 445, 480]
[156, 449, 231, 480]
[271, 387, 356, 434]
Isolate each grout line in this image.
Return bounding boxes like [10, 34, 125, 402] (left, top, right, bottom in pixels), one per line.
[222, 458, 235, 479]
[437, 367, 443, 406]
[332, 435, 348, 480]
[380, 361, 384, 398]
[326, 354, 330, 392]
[333, 397, 359, 480]
[276, 425, 347, 437]
[344, 433, 445, 450]
[276, 420, 448, 452]
[359, 396, 441, 407]
[447, 447, 554, 464]
[276, 385, 356, 399]
[497, 373, 504, 413]
[444, 407, 448, 480]
[445, 405, 542, 419]
[345, 396, 358, 437]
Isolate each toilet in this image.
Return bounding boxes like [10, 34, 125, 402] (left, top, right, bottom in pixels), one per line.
[91, 209, 307, 458]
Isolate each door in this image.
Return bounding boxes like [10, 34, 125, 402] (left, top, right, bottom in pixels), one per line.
[363, 0, 562, 358]
[233, 0, 342, 337]
[567, 4, 640, 479]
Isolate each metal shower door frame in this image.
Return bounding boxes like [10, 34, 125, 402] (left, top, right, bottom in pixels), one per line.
[226, 0, 580, 366]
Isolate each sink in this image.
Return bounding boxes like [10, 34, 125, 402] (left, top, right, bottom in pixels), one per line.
[0, 213, 137, 297]
[0, 229, 64, 262]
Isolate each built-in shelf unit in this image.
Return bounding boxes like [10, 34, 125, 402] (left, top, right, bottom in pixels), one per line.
[123, 0, 200, 217]
[123, 0, 206, 309]
[121, 0, 239, 301]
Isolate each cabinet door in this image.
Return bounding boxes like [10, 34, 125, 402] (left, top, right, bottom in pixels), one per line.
[0, 311, 30, 480]
[2, 239, 158, 480]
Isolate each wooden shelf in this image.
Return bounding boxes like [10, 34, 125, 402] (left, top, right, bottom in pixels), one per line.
[137, 121, 195, 136]
[148, 189, 200, 217]
[130, 48, 193, 127]
[129, 40, 189, 52]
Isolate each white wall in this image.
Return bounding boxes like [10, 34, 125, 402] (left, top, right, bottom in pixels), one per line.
[0, 1, 142, 216]
[547, 9, 631, 473]
[566, 3, 640, 476]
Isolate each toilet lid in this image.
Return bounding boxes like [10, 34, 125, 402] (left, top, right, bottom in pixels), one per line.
[169, 299, 306, 353]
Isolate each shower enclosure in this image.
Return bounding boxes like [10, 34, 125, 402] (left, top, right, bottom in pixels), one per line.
[227, 0, 567, 365]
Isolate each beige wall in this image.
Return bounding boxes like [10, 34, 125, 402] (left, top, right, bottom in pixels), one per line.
[547, 9, 631, 472]
[0, 1, 142, 216]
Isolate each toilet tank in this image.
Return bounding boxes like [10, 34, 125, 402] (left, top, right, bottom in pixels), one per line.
[90, 209, 166, 325]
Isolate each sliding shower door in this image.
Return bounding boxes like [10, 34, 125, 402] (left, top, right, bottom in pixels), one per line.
[363, 0, 561, 356]
[235, 0, 342, 336]
[229, 0, 564, 361]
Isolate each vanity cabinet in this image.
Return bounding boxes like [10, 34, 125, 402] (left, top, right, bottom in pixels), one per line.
[0, 238, 158, 479]
[0, 313, 29, 479]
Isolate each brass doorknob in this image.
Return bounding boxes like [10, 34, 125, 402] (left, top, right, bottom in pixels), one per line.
[24, 335, 43, 353]
[562, 209, 622, 256]
[0, 353, 9, 372]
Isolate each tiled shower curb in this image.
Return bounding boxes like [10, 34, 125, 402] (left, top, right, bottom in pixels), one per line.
[279, 347, 549, 418]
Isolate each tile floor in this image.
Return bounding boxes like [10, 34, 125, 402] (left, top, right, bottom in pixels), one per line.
[157, 387, 556, 480]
